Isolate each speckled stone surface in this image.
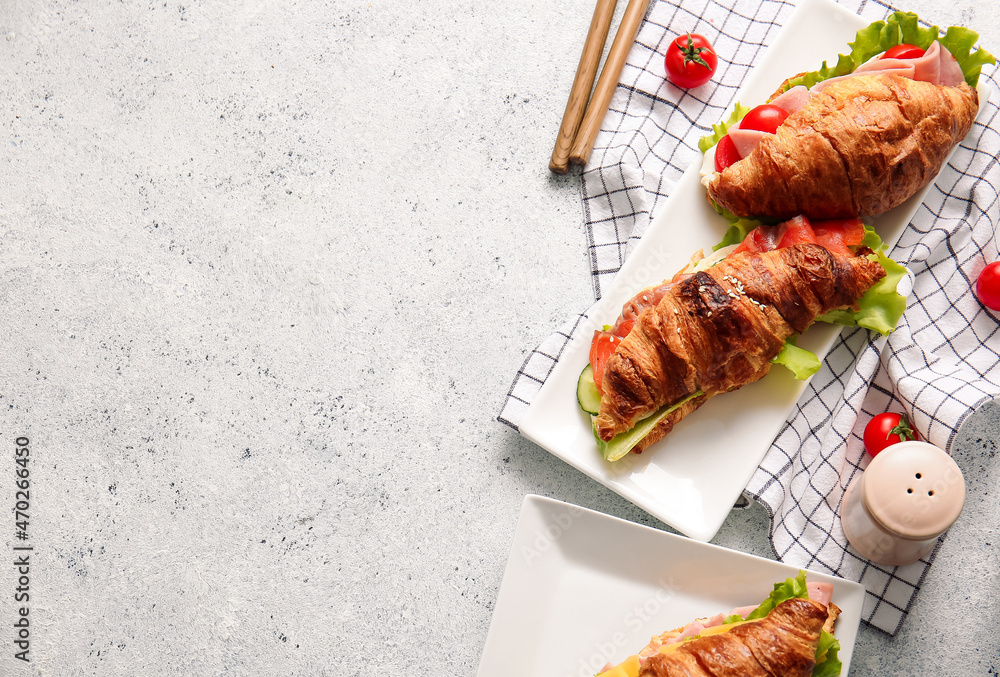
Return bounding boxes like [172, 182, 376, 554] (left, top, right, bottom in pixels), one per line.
[0, 0, 997, 674]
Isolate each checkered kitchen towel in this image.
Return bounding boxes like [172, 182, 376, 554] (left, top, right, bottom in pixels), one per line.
[498, 0, 1000, 634]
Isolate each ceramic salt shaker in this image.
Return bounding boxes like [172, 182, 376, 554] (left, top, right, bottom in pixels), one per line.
[841, 440, 965, 566]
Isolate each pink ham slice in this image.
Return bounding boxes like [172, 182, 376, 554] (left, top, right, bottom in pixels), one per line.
[727, 128, 769, 158]
[768, 85, 811, 115]
[807, 581, 834, 607]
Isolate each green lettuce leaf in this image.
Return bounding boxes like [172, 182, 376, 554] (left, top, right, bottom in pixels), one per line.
[815, 225, 907, 335]
[744, 570, 810, 621]
[783, 11, 995, 92]
[813, 630, 844, 677]
[941, 25, 997, 87]
[698, 102, 751, 153]
[714, 217, 759, 250]
[771, 336, 822, 380]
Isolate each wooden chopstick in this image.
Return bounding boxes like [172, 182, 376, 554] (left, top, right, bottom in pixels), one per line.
[569, 0, 650, 167]
[549, 0, 619, 174]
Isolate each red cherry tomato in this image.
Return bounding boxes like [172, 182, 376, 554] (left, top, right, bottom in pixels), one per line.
[665, 33, 718, 89]
[977, 261, 1000, 310]
[714, 134, 741, 172]
[880, 43, 926, 60]
[864, 412, 919, 457]
[739, 104, 789, 134]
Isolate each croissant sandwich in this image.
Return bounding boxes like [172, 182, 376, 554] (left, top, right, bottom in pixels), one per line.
[700, 12, 994, 220]
[577, 216, 906, 461]
[596, 572, 844, 677]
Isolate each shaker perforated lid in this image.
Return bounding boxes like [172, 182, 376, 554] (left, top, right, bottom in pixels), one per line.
[863, 441, 966, 541]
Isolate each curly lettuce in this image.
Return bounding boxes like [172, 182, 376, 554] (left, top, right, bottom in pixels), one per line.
[697, 102, 751, 153]
[816, 225, 908, 335]
[771, 336, 822, 380]
[783, 11, 994, 92]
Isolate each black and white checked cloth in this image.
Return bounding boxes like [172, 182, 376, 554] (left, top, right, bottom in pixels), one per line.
[499, 0, 1000, 634]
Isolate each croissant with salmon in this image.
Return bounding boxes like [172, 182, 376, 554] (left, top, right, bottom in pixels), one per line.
[593, 243, 886, 448]
[705, 73, 978, 219]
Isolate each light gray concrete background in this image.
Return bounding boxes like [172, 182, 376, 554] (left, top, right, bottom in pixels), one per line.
[0, 0, 997, 674]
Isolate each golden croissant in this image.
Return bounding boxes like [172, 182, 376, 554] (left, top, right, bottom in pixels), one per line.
[594, 244, 885, 448]
[706, 73, 978, 219]
[637, 598, 836, 677]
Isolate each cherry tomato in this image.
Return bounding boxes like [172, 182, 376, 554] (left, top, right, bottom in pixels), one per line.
[665, 33, 717, 89]
[864, 412, 919, 457]
[739, 104, 789, 134]
[880, 43, 926, 60]
[976, 261, 1000, 310]
[714, 134, 741, 172]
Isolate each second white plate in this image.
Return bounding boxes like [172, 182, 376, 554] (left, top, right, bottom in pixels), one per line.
[476, 495, 865, 677]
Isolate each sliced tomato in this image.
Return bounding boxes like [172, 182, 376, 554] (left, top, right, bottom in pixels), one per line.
[812, 218, 865, 257]
[715, 134, 741, 172]
[589, 330, 619, 394]
[776, 215, 816, 248]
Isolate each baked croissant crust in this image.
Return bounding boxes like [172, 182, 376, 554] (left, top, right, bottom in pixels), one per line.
[639, 598, 832, 677]
[595, 244, 885, 445]
[707, 74, 978, 219]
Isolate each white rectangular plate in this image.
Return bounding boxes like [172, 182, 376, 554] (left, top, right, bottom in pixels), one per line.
[476, 495, 865, 677]
[519, 0, 990, 541]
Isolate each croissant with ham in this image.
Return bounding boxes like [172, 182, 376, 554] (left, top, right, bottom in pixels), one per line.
[699, 10, 996, 220]
[594, 243, 885, 448]
[706, 71, 978, 219]
[638, 598, 835, 677]
[596, 573, 844, 677]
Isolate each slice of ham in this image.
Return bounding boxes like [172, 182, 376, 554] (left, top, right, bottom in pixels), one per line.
[727, 128, 770, 158]
[807, 581, 834, 607]
[768, 85, 811, 115]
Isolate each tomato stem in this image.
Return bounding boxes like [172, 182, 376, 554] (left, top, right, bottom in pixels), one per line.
[681, 34, 711, 69]
[887, 413, 916, 441]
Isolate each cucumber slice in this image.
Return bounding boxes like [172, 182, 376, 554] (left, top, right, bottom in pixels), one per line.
[595, 392, 703, 462]
[576, 365, 601, 415]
